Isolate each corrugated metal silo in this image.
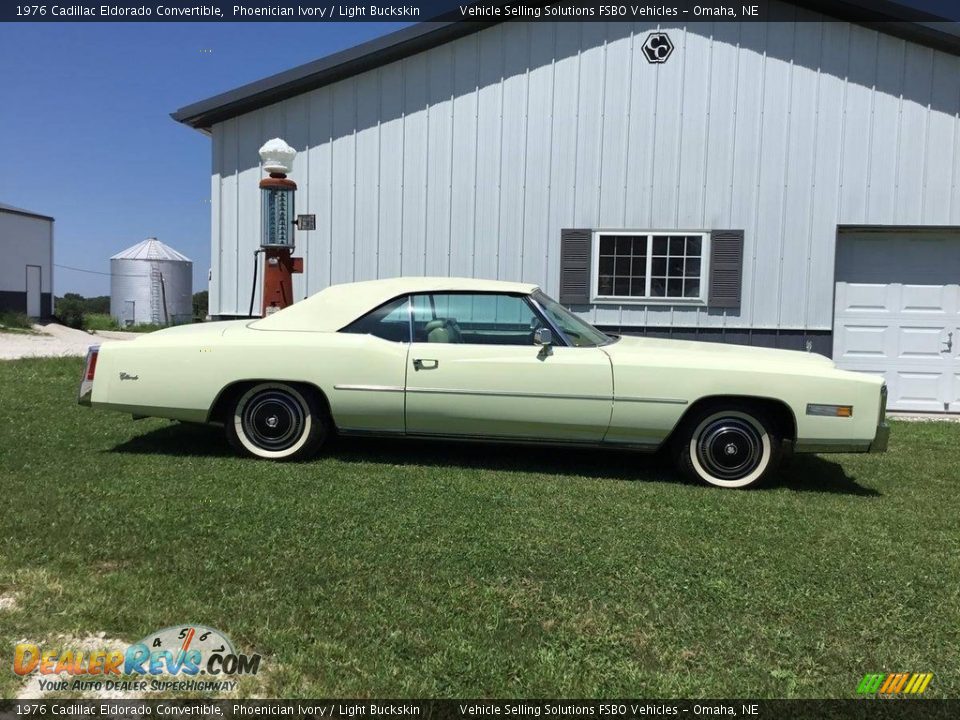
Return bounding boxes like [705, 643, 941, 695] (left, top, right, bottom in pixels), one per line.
[110, 238, 193, 326]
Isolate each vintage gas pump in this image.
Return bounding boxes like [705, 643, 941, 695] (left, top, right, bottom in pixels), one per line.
[258, 138, 304, 315]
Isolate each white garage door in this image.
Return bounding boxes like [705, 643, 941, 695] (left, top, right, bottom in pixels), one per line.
[833, 231, 960, 413]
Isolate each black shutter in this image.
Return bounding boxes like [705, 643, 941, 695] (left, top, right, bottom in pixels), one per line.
[708, 230, 744, 309]
[559, 229, 592, 305]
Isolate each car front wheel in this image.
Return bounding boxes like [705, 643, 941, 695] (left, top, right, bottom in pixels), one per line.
[226, 382, 327, 461]
[675, 405, 782, 489]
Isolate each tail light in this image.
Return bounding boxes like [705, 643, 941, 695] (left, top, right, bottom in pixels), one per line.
[78, 346, 100, 406]
[85, 347, 99, 380]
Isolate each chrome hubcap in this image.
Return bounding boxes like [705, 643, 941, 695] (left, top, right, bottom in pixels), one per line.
[242, 391, 305, 451]
[696, 418, 763, 480]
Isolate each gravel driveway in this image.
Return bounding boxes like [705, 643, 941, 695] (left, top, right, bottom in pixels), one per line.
[0, 323, 136, 360]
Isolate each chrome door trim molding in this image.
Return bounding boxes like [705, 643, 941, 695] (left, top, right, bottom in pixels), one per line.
[334, 384, 405, 393]
[406, 387, 612, 402]
[404, 386, 687, 404]
[615, 396, 688, 405]
[337, 384, 686, 405]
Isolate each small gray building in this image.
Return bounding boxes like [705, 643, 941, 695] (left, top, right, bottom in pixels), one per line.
[174, 4, 960, 412]
[0, 203, 54, 318]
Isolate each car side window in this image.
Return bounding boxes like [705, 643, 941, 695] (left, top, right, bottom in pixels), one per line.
[340, 296, 410, 342]
[410, 293, 541, 345]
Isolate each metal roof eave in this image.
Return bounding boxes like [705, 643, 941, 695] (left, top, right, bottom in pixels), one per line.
[0, 203, 54, 222]
[171, 21, 492, 132]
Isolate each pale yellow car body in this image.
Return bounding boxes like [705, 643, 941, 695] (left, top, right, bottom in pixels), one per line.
[84, 277, 888, 454]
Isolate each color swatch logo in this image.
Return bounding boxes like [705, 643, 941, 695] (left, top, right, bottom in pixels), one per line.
[857, 673, 932, 695]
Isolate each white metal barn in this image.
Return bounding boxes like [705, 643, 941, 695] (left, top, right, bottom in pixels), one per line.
[0, 203, 54, 319]
[110, 238, 193, 327]
[174, 3, 960, 412]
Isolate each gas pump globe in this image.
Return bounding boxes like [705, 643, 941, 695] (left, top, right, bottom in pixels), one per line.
[258, 138, 303, 315]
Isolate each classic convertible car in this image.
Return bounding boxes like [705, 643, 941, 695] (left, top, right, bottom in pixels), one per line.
[78, 277, 888, 488]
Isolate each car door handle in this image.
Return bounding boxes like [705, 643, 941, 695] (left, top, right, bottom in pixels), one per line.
[413, 358, 438, 370]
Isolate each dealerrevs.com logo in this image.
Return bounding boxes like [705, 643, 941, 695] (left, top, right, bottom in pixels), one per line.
[13, 625, 261, 694]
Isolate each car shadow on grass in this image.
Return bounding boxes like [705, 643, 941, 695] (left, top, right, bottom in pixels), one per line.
[110, 421, 879, 496]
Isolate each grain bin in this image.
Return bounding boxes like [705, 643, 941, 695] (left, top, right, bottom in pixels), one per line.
[110, 238, 193, 326]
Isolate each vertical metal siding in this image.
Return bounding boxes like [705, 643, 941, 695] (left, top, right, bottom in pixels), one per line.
[209, 13, 960, 330]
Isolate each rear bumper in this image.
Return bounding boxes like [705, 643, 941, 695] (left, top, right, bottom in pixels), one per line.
[77, 345, 98, 406]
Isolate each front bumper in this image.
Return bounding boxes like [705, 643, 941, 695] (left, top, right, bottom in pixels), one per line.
[869, 423, 890, 453]
[869, 384, 889, 453]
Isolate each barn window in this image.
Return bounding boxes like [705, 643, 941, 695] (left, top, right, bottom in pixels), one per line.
[592, 231, 709, 303]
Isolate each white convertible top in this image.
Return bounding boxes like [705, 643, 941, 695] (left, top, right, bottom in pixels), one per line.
[251, 277, 539, 332]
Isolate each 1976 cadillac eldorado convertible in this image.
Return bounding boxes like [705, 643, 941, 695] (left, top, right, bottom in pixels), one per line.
[78, 277, 889, 488]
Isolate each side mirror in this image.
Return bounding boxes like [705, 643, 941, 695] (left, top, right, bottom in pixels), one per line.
[534, 328, 553, 347]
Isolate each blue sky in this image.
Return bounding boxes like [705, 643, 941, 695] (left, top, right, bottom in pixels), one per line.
[0, 22, 410, 296]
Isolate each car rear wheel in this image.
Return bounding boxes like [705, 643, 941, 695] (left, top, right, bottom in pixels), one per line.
[675, 405, 782, 489]
[226, 382, 327, 461]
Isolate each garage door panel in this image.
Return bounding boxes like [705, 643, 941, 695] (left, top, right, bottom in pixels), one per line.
[898, 326, 949, 359]
[838, 283, 893, 312]
[894, 371, 950, 412]
[833, 231, 960, 413]
[901, 284, 956, 314]
[835, 324, 889, 359]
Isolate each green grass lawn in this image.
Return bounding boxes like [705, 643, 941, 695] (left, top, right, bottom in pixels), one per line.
[0, 358, 958, 699]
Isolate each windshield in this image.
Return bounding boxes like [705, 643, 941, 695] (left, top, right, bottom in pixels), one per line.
[533, 291, 612, 347]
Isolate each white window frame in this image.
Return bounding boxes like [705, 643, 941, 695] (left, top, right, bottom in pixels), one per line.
[590, 230, 711, 305]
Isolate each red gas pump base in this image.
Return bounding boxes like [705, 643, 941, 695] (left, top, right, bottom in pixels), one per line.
[261, 248, 304, 316]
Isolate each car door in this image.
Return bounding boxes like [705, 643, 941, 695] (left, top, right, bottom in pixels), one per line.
[331, 295, 411, 434]
[404, 292, 613, 441]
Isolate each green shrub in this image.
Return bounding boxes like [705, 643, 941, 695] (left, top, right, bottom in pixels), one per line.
[0, 311, 32, 330]
[82, 313, 121, 332]
[55, 296, 86, 329]
[193, 290, 209, 321]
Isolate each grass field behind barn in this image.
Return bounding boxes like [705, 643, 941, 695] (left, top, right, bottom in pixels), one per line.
[0, 358, 958, 698]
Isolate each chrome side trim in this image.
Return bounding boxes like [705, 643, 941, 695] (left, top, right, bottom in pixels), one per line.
[338, 427, 406, 436]
[615, 396, 688, 405]
[334, 384, 404, 393]
[406, 387, 611, 402]
[793, 439, 872, 454]
[338, 427, 660, 451]
[336, 385, 686, 405]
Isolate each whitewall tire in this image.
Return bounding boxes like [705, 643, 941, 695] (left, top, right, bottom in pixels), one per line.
[676, 406, 782, 489]
[226, 383, 327, 461]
